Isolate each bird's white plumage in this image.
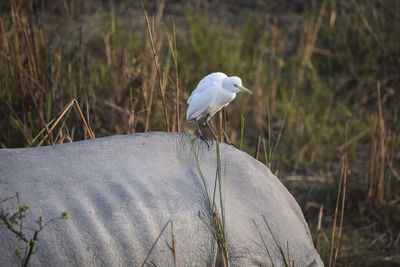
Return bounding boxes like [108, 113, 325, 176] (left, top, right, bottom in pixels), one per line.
[187, 72, 231, 121]
[186, 72, 252, 139]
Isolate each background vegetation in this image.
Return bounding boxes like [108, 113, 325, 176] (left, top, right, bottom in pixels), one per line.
[1, 0, 399, 265]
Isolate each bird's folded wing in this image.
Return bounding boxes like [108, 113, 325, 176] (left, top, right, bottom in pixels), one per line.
[187, 72, 227, 104]
[186, 85, 217, 121]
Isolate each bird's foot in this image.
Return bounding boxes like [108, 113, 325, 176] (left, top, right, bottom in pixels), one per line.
[199, 135, 213, 150]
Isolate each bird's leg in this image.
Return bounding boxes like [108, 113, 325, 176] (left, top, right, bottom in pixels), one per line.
[206, 119, 218, 141]
[195, 120, 211, 148]
[195, 119, 203, 137]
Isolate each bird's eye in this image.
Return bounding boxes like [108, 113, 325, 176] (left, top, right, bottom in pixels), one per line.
[234, 84, 238, 87]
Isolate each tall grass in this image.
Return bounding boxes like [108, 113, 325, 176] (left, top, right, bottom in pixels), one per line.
[187, 134, 229, 266]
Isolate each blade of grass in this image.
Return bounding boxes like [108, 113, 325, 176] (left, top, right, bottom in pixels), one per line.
[328, 155, 346, 267]
[72, 99, 95, 139]
[163, 17, 180, 132]
[262, 138, 268, 168]
[252, 219, 275, 267]
[333, 156, 348, 266]
[141, 0, 170, 132]
[254, 133, 261, 160]
[240, 114, 245, 150]
[36, 100, 74, 146]
[216, 141, 225, 235]
[186, 133, 211, 204]
[140, 220, 177, 267]
[186, 133, 229, 266]
[262, 215, 289, 267]
[36, 99, 94, 146]
[333, 123, 349, 266]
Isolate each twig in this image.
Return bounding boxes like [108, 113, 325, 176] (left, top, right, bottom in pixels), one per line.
[23, 231, 38, 267]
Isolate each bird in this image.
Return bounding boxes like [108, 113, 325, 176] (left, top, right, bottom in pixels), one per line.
[186, 72, 253, 142]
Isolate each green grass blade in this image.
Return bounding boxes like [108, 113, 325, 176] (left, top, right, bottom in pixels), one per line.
[186, 133, 211, 204]
[262, 215, 289, 267]
[216, 141, 225, 235]
[252, 219, 275, 267]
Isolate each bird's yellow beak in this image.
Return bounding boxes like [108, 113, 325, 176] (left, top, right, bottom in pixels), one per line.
[239, 85, 253, 95]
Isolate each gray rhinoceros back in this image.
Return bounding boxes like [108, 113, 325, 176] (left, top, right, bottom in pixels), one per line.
[0, 132, 323, 266]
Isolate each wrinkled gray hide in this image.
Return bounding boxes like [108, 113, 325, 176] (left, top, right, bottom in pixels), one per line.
[0, 132, 323, 266]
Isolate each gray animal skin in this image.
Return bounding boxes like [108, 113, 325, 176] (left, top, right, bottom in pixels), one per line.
[0, 132, 324, 266]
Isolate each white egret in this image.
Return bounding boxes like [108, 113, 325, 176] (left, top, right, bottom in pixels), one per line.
[186, 72, 253, 142]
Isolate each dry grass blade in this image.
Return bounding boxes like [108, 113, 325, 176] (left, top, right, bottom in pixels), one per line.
[376, 81, 386, 204]
[72, 99, 95, 139]
[303, 0, 327, 64]
[140, 220, 177, 267]
[328, 160, 344, 267]
[36, 100, 74, 146]
[350, 0, 382, 46]
[240, 114, 245, 150]
[44, 123, 54, 145]
[334, 157, 348, 266]
[329, 121, 349, 267]
[56, 135, 72, 144]
[28, 117, 56, 147]
[262, 138, 268, 168]
[141, 0, 170, 132]
[254, 133, 261, 160]
[210, 209, 229, 267]
[35, 99, 94, 147]
[368, 81, 387, 205]
[316, 205, 324, 253]
[221, 128, 232, 145]
[163, 18, 180, 132]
